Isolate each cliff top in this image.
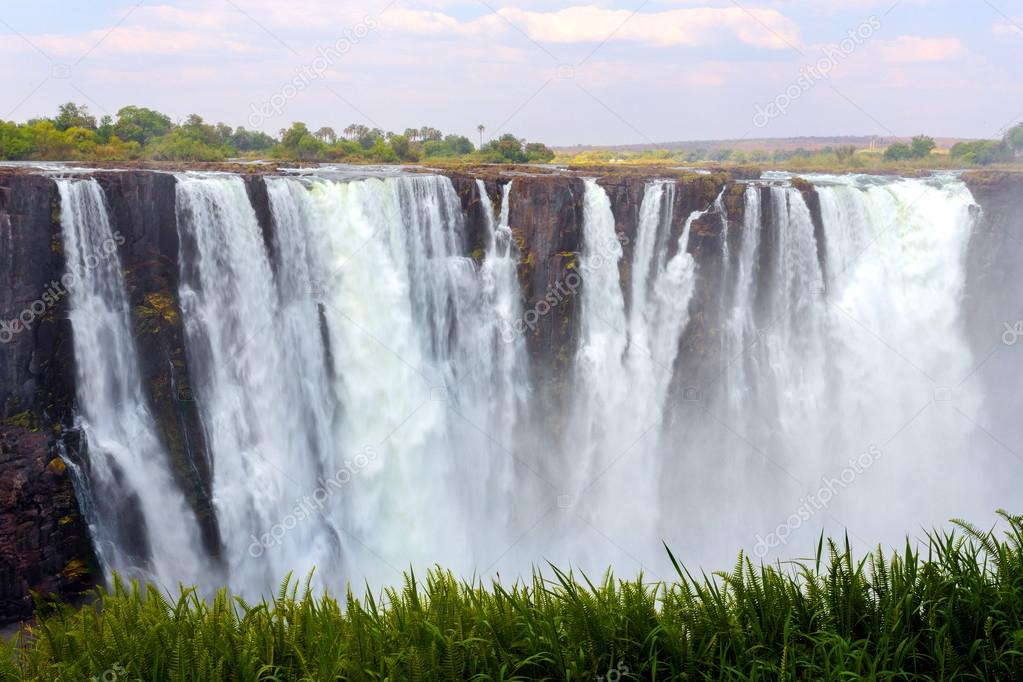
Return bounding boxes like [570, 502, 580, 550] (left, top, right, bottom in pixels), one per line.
[2, 160, 1021, 186]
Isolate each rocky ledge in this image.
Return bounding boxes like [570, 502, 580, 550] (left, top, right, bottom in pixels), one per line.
[0, 426, 94, 621]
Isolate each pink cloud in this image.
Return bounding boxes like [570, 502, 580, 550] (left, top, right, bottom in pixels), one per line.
[877, 36, 963, 63]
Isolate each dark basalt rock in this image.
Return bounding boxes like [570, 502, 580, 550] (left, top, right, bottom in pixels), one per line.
[0, 425, 95, 623]
[245, 175, 277, 271]
[0, 173, 91, 624]
[791, 177, 828, 285]
[0, 173, 73, 423]
[963, 171, 1023, 329]
[962, 171, 1023, 461]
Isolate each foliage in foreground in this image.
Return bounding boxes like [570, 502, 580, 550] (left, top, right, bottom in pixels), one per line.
[4, 512, 1023, 681]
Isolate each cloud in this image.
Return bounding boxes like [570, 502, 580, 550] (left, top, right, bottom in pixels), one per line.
[24, 27, 258, 58]
[877, 36, 963, 63]
[495, 5, 801, 49]
[992, 22, 1022, 36]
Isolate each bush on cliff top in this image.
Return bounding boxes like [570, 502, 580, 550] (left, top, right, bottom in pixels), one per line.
[3, 511, 1023, 681]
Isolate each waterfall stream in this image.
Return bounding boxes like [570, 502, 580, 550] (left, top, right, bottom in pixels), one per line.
[57, 178, 208, 586]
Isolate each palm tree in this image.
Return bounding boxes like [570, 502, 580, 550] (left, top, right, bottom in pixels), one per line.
[314, 127, 337, 144]
[477, 124, 486, 149]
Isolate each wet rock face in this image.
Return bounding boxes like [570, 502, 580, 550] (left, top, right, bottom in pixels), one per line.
[963, 172, 1023, 334]
[0, 426, 94, 623]
[0, 174, 73, 422]
[93, 172, 220, 559]
[962, 172, 1023, 458]
[0, 170, 218, 622]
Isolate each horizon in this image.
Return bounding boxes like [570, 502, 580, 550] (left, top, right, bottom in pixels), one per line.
[2, 1, 1021, 147]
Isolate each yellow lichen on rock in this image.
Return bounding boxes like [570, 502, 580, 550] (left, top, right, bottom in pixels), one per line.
[62, 558, 89, 580]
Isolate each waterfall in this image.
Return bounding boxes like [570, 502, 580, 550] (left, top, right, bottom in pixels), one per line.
[567, 179, 704, 566]
[170, 173, 536, 590]
[478, 179, 529, 453]
[57, 178, 207, 586]
[682, 175, 986, 562]
[58, 168, 1012, 592]
[175, 173, 343, 592]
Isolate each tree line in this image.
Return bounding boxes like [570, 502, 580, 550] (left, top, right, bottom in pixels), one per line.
[567, 129, 1023, 169]
[0, 102, 556, 164]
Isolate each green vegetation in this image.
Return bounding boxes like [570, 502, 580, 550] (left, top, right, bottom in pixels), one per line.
[882, 135, 936, 162]
[0, 103, 553, 165]
[4, 512, 1023, 680]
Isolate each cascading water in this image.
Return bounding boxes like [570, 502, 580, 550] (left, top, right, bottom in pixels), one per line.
[477, 179, 529, 453]
[57, 178, 207, 587]
[672, 175, 989, 564]
[563, 179, 706, 569]
[175, 173, 342, 592]
[58, 168, 1016, 594]
[170, 173, 538, 591]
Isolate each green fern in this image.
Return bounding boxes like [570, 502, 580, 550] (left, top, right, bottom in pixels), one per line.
[5, 513, 1023, 680]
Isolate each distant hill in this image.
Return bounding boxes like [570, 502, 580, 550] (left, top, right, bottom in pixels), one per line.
[555, 136, 976, 154]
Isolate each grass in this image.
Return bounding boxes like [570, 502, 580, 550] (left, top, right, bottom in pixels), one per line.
[4, 511, 1023, 680]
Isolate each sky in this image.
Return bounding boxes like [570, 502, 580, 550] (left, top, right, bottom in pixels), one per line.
[1, 0, 1021, 146]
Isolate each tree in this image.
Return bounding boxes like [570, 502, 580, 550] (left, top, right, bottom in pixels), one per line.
[950, 140, 1012, 166]
[146, 129, 226, 161]
[53, 103, 97, 131]
[418, 126, 442, 142]
[485, 134, 528, 163]
[64, 127, 99, 157]
[477, 124, 485, 149]
[230, 127, 276, 152]
[524, 142, 555, 163]
[344, 124, 369, 141]
[1004, 123, 1023, 157]
[279, 122, 322, 159]
[113, 106, 172, 145]
[370, 137, 397, 162]
[883, 143, 913, 161]
[444, 135, 474, 155]
[710, 148, 733, 162]
[423, 135, 474, 158]
[97, 115, 114, 143]
[314, 127, 337, 144]
[179, 114, 228, 149]
[388, 135, 418, 161]
[358, 128, 384, 150]
[215, 123, 234, 146]
[835, 145, 857, 162]
[910, 135, 936, 158]
[0, 120, 35, 159]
